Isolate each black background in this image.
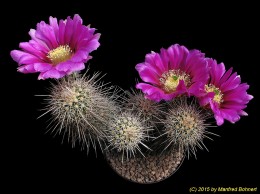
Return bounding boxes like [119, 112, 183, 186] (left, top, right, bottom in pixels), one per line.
[1, 1, 259, 193]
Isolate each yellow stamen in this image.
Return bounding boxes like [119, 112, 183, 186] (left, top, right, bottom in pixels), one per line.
[159, 70, 191, 93]
[47, 45, 73, 65]
[205, 84, 224, 104]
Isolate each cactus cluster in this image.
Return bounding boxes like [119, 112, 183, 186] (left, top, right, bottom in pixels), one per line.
[10, 13, 253, 184]
[40, 72, 215, 160]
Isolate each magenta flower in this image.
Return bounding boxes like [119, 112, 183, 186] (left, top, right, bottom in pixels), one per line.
[136, 44, 208, 102]
[199, 59, 253, 126]
[11, 14, 100, 80]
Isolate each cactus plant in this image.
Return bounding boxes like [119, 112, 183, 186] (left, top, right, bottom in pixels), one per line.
[106, 112, 152, 161]
[39, 72, 119, 152]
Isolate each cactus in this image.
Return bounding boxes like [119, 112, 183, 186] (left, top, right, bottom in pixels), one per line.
[124, 89, 166, 132]
[106, 112, 152, 161]
[39, 72, 119, 153]
[162, 97, 216, 158]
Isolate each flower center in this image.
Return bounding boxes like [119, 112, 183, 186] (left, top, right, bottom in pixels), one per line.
[205, 84, 224, 104]
[159, 70, 191, 93]
[47, 45, 73, 65]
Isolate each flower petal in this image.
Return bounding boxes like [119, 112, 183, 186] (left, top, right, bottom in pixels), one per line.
[70, 50, 90, 63]
[28, 29, 49, 53]
[36, 21, 58, 49]
[55, 61, 85, 72]
[64, 16, 75, 44]
[136, 83, 164, 102]
[77, 33, 101, 52]
[19, 42, 46, 59]
[167, 44, 188, 70]
[175, 80, 188, 96]
[11, 50, 42, 65]
[199, 92, 215, 106]
[34, 63, 53, 72]
[18, 64, 36, 73]
[49, 16, 59, 40]
[207, 59, 225, 85]
[38, 68, 66, 80]
[135, 63, 159, 85]
[58, 19, 66, 45]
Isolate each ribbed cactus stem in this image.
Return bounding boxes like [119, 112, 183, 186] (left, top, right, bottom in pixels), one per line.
[39, 72, 119, 153]
[162, 97, 216, 158]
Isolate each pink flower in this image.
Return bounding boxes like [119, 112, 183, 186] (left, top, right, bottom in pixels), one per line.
[199, 59, 253, 126]
[11, 14, 100, 80]
[136, 44, 208, 102]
